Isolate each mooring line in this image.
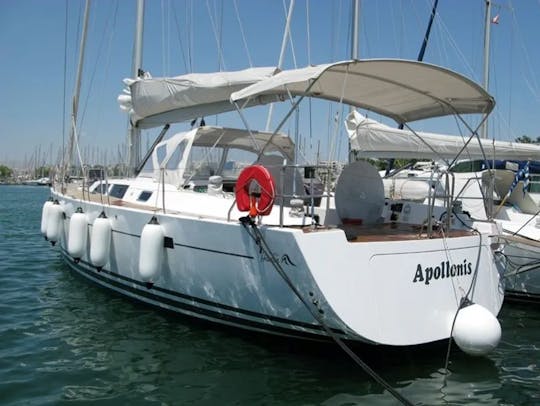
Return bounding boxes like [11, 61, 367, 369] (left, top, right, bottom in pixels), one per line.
[240, 217, 415, 406]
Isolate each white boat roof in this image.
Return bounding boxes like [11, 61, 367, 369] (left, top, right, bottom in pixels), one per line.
[124, 67, 278, 129]
[231, 59, 495, 124]
[191, 126, 295, 157]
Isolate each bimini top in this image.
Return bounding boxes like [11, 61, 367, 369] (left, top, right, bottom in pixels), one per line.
[119, 67, 278, 129]
[191, 126, 295, 158]
[231, 59, 495, 124]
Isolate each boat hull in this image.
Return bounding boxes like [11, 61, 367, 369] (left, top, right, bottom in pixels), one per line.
[50, 191, 505, 346]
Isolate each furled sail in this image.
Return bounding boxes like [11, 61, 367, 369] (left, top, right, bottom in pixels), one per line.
[119, 67, 278, 129]
[346, 110, 540, 161]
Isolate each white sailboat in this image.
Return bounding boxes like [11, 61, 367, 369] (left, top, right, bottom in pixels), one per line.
[354, 0, 540, 303]
[42, 3, 506, 356]
[347, 112, 540, 302]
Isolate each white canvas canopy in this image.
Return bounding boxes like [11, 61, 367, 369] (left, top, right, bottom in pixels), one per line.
[119, 67, 277, 129]
[231, 59, 495, 123]
[345, 110, 540, 161]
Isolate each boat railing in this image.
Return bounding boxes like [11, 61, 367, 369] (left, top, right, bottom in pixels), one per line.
[454, 174, 494, 218]
[425, 168, 455, 237]
[227, 163, 334, 227]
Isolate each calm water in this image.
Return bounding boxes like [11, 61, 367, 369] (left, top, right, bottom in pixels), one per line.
[1, 185, 539, 406]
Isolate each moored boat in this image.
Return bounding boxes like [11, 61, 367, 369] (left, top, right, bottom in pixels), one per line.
[43, 58, 506, 356]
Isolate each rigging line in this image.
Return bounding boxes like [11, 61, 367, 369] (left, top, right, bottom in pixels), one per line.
[79, 1, 117, 132]
[64, 0, 83, 173]
[510, 3, 540, 101]
[324, 1, 339, 161]
[205, 0, 227, 71]
[306, 0, 311, 65]
[62, 0, 69, 182]
[161, 0, 167, 76]
[328, 65, 350, 163]
[503, 253, 540, 263]
[498, 253, 540, 275]
[438, 223, 462, 310]
[95, 0, 119, 152]
[282, 0, 297, 68]
[265, 0, 295, 132]
[417, 0, 439, 62]
[171, 3, 189, 73]
[400, 123, 450, 167]
[181, 130, 227, 188]
[510, 206, 540, 236]
[218, 0, 224, 71]
[186, 1, 192, 72]
[72, 117, 86, 180]
[232, 0, 253, 67]
[240, 219, 414, 406]
[434, 8, 479, 82]
[443, 229, 483, 381]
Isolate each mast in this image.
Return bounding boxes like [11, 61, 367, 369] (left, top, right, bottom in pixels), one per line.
[351, 0, 359, 60]
[348, 0, 360, 163]
[65, 0, 91, 177]
[481, 0, 492, 139]
[128, 0, 145, 174]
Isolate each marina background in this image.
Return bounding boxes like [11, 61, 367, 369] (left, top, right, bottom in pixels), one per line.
[1, 0, 539, 171]
[1, 185, 539, 405]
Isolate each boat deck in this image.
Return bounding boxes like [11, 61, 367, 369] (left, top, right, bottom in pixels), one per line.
[56, 183, 475, 242]
[338, 222, 474, 242]
[56, 183, 176, 213]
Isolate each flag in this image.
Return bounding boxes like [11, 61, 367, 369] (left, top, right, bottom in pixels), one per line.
[507, 161, 530, 197]
[491, 14, 500, 24]
[522, 161, 530, 195]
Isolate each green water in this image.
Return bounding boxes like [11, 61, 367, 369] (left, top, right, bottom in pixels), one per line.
[1, 185, 539, 405]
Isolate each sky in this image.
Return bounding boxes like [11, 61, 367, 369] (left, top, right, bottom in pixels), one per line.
[1, 0, 539, 169]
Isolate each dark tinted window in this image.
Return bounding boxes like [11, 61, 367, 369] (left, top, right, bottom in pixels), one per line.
[91, 182, 109, 194]
[109, 184, 129, 199]
[137, 191, 153, 202]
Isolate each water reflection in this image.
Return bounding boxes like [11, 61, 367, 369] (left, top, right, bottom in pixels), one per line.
[0, 186, 539, 405]
[19, 266, 540, 405]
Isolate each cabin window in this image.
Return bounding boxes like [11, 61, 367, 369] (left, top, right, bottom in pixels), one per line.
[109, 184, 129, 199]
[165, 140, 187, 170]
[220, 149, 258, 178]
[137, 191, 153, 202]
[185, 145, 224, 179]
[91, 182, 109, 195]
[156, 144, 168, 166]
[450, 160, 486, 173]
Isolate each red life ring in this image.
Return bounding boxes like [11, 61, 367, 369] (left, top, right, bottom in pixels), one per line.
[236, 165, 276, 216]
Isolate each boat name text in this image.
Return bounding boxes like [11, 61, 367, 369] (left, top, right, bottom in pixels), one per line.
[413, 260, 472, 285]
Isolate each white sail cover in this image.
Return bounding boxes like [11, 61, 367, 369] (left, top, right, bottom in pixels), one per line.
[231, 59, 495, 123]
[346, 110, 540, 161]
[121, 67, 277, 129]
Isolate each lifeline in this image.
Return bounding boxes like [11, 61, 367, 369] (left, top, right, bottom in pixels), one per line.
[413, 259, 473, 285]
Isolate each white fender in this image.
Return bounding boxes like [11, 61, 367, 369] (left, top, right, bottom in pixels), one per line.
[452, 303, 501, 356]
[90, 213, 112, 269]
[41, 200, 54, 236]
[139, 218, 165, 282]
[68, 210, 88, 260]
[46, 203, 64, 244]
